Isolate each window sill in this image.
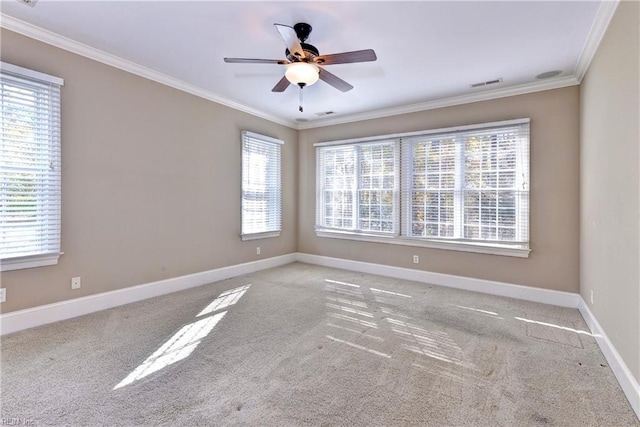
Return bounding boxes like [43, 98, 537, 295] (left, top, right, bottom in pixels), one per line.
[241, 231, 281, 241]
[1, 252, 62, 272]
[315, 230, 530, 258]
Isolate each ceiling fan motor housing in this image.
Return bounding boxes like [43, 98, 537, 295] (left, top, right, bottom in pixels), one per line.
[284, 23, 318, 61]
[286, 42, 319, 62]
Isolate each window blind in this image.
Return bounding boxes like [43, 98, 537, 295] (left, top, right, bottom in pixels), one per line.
[1, 63, 63, 269]
[241, 131, 283, 240]
[315, 119, 530, 253]
[401, 122, 530, 246]
[316, 139, 398, 235]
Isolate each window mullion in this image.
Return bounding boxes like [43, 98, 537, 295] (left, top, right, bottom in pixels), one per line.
[515, 125, 529, 242]
[401, 138, 412, 238]
[353, 145, 360, 231]
[454, 134, 464, 238]
[394, 139, 402, 236]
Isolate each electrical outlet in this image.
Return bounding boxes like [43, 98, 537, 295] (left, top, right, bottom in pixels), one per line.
[71, 277, 81, 290]
[0, 288, 6, 303]
[590, 289, 594, 304]
[412, 255, 419, 264]
[256, 246, 261, 255]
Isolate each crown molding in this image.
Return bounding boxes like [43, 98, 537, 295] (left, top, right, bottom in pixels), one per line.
[574, 0, 620, 82]
[1, 0, 618, 132]
[297, 76, 580, 130]
[0, 13, 297, 129]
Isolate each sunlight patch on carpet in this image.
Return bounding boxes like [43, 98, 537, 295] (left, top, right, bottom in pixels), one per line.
[198, 284, 251, 317]
[326, 334, 391, 358]
[515, 316, 592, 337]
[325, 302, 375, 318]
[326, 323, 385, 341]
[325, 279, 360, 288]
[114, 284, 252, 390]
[114, 312, 226, 389]
[456, 305, 504, 319]
[371, 288, 412, 298]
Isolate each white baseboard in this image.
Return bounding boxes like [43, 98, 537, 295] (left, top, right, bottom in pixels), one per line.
[3, 251, 637, 420]
[0, 253, 296, 336]
[578, 299, 640, 419]
[295, 253, 581, 308]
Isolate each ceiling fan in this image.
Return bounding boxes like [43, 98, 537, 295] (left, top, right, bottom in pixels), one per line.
[224, 23, 377, 111]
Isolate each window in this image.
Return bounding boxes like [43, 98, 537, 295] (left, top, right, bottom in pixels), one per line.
[316, 140, 398, 235]
[315, 119, 530, 257]
[241, 131, 283, 240]
[1, 62, 63, 271]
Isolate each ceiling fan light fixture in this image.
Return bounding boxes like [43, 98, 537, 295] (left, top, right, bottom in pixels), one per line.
[285, 62, 319, 87]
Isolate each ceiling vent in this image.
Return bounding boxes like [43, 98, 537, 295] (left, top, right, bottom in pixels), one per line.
[536, 70, 562, 79]
[469, 78, 503, 88]
[17, 0, 38, 6]
[316, 111, 335, 116]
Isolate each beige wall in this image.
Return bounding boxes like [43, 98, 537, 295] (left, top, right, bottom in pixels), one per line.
[0, 3, 636, 389]
[0, 2, 637, 404]
[0, 29, 298, 313]
[580, 0, 640, 383]
[298, 87, 581, 293]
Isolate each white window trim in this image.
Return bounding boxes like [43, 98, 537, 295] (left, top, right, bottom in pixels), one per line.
[1, 253, 63, 272]
[0, 62, 64, 86]
[0, 62, 64, 271]
[240, 231, 280, 241]
[315, 230, 530, 258]
[314, 118, 530, 147]
[315, 118, 531, 258]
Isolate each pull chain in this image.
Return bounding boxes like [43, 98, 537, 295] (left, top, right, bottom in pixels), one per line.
[299, 86, 304, 112]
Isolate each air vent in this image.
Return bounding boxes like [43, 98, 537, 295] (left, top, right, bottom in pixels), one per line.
[316, 111, 335, 117]
[295, 118, 308, 123]
[469, 78, 503, 88]
[17, 0, 38, 6]
[536, 70, 562, 79]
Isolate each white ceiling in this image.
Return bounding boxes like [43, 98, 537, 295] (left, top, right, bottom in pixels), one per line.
[1, 1, 611, 129]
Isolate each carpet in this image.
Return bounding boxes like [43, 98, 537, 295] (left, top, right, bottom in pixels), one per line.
[1, 262, 638, 426]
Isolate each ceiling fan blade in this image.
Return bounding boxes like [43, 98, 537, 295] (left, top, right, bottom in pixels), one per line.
[272, 76, 290, 92]
[274, 24, 305, 60]
[315, 49, 377, 65]
[224, 58, 288, 64]
[318, 68, 354, 92]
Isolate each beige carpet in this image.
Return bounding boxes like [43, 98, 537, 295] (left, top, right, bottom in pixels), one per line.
[1, 262, 638, 426]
